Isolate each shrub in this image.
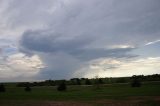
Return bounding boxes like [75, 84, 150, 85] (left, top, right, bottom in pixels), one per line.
[25, 85, 31, 92]
[57, 81, 67, 91]
[0, 84, 5, 92]
[85, 79, 92, 85]
[131, 75, 142, 87]
[131, 79, 141, 87]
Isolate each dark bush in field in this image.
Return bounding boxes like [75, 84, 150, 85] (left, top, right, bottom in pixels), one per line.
[0, 84, 5, 92]
[85, 79, 92, 85]
[57, 81, 67, 91]
[131, 75, 142, 87]
[131, 79, 141, 87]
[25, 85, 31, 92]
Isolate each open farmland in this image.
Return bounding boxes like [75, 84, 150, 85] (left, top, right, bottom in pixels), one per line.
[0, 81, 160, 106]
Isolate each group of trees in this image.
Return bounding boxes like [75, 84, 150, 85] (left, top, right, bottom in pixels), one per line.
[16, 74, 160, 87]
[16, 78, 94, 87]
[24, 81, 67, 92]
[15, 74, 160, 87]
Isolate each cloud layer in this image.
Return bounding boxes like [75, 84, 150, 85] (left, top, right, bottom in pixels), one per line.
[0, 0, 160, 81]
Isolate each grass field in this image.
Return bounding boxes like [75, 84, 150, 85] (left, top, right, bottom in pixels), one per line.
[0, 82, 160, 106]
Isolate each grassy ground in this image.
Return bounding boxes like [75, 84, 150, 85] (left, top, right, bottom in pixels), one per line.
[0, 82, 160, 105]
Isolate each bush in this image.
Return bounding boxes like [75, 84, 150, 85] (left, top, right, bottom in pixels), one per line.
[57, 81, 66, 91]
[0, 84, 5, 92]
[85, 79, 92, 85]
[131, 79, 141, 87]
[25, 85, 31, 92]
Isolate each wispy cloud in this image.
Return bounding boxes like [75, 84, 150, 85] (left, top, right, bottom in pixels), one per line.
[145, 40, 160, 45]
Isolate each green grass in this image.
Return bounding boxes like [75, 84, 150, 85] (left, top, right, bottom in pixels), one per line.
[0, 82, 160, 105]
[0, 82, 160, 101]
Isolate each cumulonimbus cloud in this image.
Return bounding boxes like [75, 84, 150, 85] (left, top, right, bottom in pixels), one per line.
[0, 0, 160, 81]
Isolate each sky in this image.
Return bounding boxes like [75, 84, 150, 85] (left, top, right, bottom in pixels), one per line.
[0, 0, 160, 82]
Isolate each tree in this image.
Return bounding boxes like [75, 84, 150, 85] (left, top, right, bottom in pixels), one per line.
[0, 84, 5, 92]
[57, 81, 67, 91]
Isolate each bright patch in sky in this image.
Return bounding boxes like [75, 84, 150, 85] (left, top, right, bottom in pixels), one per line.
[80, 57, 160, 78]
[145, 40, 160, 45]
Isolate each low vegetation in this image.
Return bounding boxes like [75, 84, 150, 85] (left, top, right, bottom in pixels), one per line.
[57, 80, 67, 91]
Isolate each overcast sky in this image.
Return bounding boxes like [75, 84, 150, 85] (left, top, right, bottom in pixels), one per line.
[0, 0, 160, 82]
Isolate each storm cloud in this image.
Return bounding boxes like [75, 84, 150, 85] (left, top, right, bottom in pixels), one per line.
[0, 0, 160, 81]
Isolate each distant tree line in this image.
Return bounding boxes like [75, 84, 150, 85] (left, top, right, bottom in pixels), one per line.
[16, 74, 160, 87]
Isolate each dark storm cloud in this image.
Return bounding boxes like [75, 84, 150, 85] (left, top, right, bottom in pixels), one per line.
[21, 29, 136, 61]
[21, 30, 93, 53]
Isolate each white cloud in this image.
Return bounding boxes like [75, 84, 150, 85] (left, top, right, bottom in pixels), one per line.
[75, 57, 160, 78]
[108, 45, 135, 49]
[0, 53, 44, 81]
[145, 40, 160, 45]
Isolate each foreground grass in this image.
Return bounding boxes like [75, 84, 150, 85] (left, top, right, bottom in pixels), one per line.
[0, 82, 160, 105]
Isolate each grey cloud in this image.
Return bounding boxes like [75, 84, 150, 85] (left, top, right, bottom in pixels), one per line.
[1, 0, 160, 80]
[3, 0, 160, 46]
[19, 0, 160, 79]
[47, 0, 160, 46]
[21, 30, 93, 53]
[21, 29, 136, 61]
[36, 52, 83, 80]
[20, 30, 137, 79]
